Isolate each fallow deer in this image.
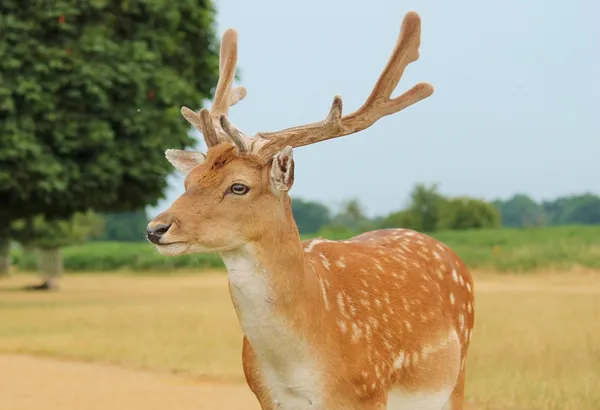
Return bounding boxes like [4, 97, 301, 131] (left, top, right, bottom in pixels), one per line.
[147, 10, 475, 410]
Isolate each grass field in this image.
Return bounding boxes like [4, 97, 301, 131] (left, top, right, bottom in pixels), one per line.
[10, 224, 600, 273]
[1, 270, 599, 409]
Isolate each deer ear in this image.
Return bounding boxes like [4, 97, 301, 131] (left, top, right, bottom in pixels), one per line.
[269, 146, 295, 193]
[165, 149, 206, 175]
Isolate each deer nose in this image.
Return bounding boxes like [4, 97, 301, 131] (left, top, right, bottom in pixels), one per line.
[146, 224, 171, 245]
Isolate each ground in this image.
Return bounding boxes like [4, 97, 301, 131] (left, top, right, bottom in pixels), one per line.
[0, 354, 257, 410]
[1, 270, 599, 410]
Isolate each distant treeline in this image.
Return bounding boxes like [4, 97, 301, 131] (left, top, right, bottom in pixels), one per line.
[95, 184, 600, 242]
[492, 193, 600, 228]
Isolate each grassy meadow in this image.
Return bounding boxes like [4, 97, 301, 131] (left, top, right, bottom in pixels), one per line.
[2, 224, 600, 409]
[9, 224, 600, 273]
[1, 271, 599, 409]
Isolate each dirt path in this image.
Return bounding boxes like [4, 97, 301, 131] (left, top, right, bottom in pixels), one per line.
[0, 354, 260, 410]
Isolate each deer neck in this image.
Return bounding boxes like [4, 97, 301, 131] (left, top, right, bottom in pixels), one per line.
[220, 210, 318, 343]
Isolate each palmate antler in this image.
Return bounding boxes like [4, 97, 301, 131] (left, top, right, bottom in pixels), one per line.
[183, 11, 434, 160]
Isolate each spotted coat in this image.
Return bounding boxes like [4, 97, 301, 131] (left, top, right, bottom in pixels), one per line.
[235, 228, 475, 410]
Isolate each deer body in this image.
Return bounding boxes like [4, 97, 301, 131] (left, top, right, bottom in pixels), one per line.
[147, 10, 475, 410]
[224, 225, 473, 410]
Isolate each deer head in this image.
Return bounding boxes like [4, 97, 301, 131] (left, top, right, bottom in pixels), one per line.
[147, 11, 434, 256]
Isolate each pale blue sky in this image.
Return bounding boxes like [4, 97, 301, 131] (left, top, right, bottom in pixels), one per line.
[153, 0, 599, 218]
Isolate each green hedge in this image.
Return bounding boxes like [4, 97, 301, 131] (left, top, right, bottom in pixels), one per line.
[10, 225, 600, 274]
[12, 242, 224, 273]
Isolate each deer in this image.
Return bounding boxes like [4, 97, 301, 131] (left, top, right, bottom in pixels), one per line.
[146, 10, 475, 410]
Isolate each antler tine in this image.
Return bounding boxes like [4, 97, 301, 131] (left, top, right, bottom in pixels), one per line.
[252, 96, 344, 149]
[212, 29, 241, 117]
[181, 29, 248, 148]
[219, 114, 249, 153]
[181, 107, 221, 147]
[253, 11, 434, 160]
[360, 11, 424, 109]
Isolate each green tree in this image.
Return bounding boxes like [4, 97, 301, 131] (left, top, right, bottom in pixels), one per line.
[403, 182, 445, 232]
[493, 194, 545, 227]
[549, 194, 600, 225]
[0, 1, 220, 274]
[95, 210, 150, 242]
[11, 212, 104, 289]
[379, 183, 500, 232]
[330, 199, 373, 233]
[378, 210, 418, 230]
[438, 197, 502, 230]
[541, 197, 570, 225]
[291, 198, 332, 235]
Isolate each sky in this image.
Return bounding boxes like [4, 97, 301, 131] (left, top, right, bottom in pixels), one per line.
[152, 0, 599, 218]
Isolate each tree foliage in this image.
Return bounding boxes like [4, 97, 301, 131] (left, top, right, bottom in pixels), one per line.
[379, 183, 445, 232]
[378, 210, 415, 231]
[492, 194, 545, 227]
[438, 197, 501, 230]
[0, 0, 220, 224]
[10, 211, 105, 249]
[404, 183, 445, 232]
[543, 194, 600, 226]
[493, 193, 600, 228]
[329, 199, 373, 233]
[291, 198, 331, 235]
[94, 210, 150, 242]
[379, 183, 501, 232]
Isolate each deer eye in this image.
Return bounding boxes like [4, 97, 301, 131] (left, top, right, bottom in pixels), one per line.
[230, 183, 250, 195]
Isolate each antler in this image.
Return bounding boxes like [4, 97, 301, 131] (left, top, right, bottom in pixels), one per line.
[237, 11, 434, 160]
[186, 11, 434, 160]
[181, 29, 248, 148]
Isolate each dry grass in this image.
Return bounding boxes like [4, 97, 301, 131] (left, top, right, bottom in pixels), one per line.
[465, 272, 600, 409]
[0, 272, 244, 381]
[1, 270, 599, 410]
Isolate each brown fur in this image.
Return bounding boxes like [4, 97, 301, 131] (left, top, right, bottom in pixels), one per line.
[239, 227, 473, 409]
[152, 143, 287, 251]
[149, 143, 475, 409]
[149, 9, 472, 410]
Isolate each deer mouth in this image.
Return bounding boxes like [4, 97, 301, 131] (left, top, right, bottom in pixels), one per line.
[154, 242, 190, 256]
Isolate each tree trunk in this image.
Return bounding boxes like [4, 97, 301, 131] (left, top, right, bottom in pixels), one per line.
[0, 238, 10, 277]
[33, 247, 63, 290]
